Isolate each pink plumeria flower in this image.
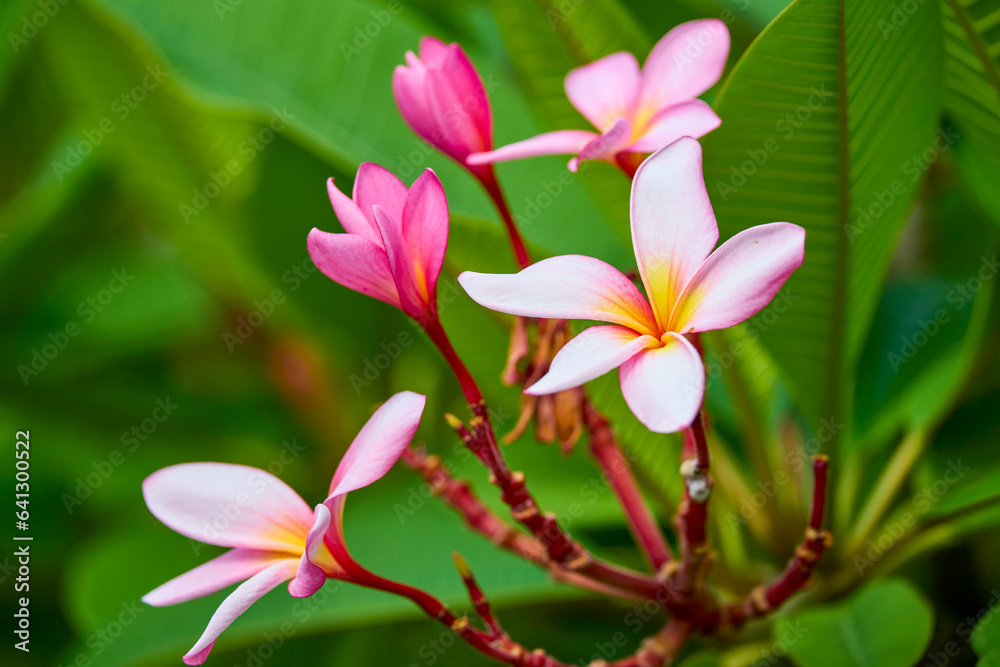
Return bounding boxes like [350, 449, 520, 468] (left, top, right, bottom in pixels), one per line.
[307, 164, 448, 324]
[467, 19, 729, 172]
[142, 391, 426, 665]
[393, 36, 494, 183]
[459, 138, 804, 433]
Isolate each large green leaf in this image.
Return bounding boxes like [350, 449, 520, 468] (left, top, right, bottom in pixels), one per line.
[701, 0, 944, 433]
[941, 0, 1000, 226]
[777, 578, 934, 667]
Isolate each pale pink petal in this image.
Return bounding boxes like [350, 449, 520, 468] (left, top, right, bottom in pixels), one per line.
[671, 222, 805, 333]
[307, 228, 401, 308]
[402, 169, 448, 299]
[326, 177, 380, 245]
[418, 36, 449, 66]
[288, 504, 337, 598]
[630, 100, 721, 152]
[143, 549, 286, 607]
[565, 51, 641, 130]
[466, 130, 598, 165]
[630, 137, 718, 329]
[568, 117, 633, 172]
[372, 205, 427, 318]
[619, 333, 705, 433]
[638, 19, 730, 112]
[353, 163, 407, 231]
[182, 559, 298, 665]
[525, 325, 656, 395]
[458, 255, 658, 336]
[143, 463, 314, 553]
[329, 391, 426, 498]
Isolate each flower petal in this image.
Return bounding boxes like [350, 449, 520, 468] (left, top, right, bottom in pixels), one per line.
[568, 117, 633, 172]
[630, 100, 721, 153]
[630, 137, 718, 329]
[638, 19, 730, 112]
[459, 255, 658, 336]
[326, 177, 380, 245]
[353, 162, 407, 232]
[525, 325, 656, 395]
[441, 44, 492, 150]
[418, 35, 450, 66]
[372, 205, 427, 319]
[143, 549, 288, 607]
[402, 169, 448, 300]
[329, 391, 426, 498]
[619, 333, 705, 433]
[466, 130, 598, 165]
[143, 463, 314, 553]
[289, 504, 339, 598]
[565, 51, 641, 130]
[182, 559, 298, 665]
[307, 228, 401, 309]
[671, 222, 805, 333]
[393, 62, 435, 144]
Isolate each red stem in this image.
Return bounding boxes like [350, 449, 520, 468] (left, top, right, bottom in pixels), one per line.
[584, 402, 673, 570]
[479, 167, 531, 269]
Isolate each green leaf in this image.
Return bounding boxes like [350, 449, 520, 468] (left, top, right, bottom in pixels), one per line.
[701, 0, 944, 433]
[778, 578, 934, 667]
[973, 596, 1000, 666]
[941, 0, 1000, 227]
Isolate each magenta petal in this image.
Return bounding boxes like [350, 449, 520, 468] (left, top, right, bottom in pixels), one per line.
[372, 205, 427, 319]
[466, 130, 598, 165]
[393, 63, 435, 144]
[329, 391, 426, 498]
[143, 549, 287, 607]
[630, 100, 721, 152]
[565, 51, 641, 130]
[182, 559, 298, 665]
[307, 228, 401, 309]
[568, 117, 633, 171]
[671, 222, 805, 333]
[619, 333, 704, 433]
[354, 163, 408, 232]
[288, 505, 333, 598]
[418, 35, 449, 66]
[526, 325, 656, 395]
[630, 137, 718, 328]
[402, 169, 448, 299]
[441, 44, 492, 150]
[326, 177, 380, 245]
[143, 463, 314, 552]
[638, 19, 730, 111]
[458, 255, 658, 336]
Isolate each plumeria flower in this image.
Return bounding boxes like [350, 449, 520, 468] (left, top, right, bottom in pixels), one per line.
[142, 391, 426, 665]
[467, 19, 729, 172]
[459, 138, 804, 433]
[307, 164, 447, 324]
[394, 36, 495, 183]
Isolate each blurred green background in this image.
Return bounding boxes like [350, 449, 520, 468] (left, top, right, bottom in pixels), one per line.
[2, 0, 1000, 665]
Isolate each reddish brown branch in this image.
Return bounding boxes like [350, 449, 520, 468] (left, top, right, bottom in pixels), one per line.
[584, 401, 673, 570]
[706, 456, 832, 630]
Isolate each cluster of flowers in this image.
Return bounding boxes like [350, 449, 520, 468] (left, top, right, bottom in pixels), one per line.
[143, 19, 814, 666]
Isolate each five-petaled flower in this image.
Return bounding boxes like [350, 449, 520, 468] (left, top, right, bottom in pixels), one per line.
[142, 391, 426, 665]
[307, 164, 448, 324]
[468, 19, 729, 172]
[393, 36, 495, 183]
[459, 138, 805, 433]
